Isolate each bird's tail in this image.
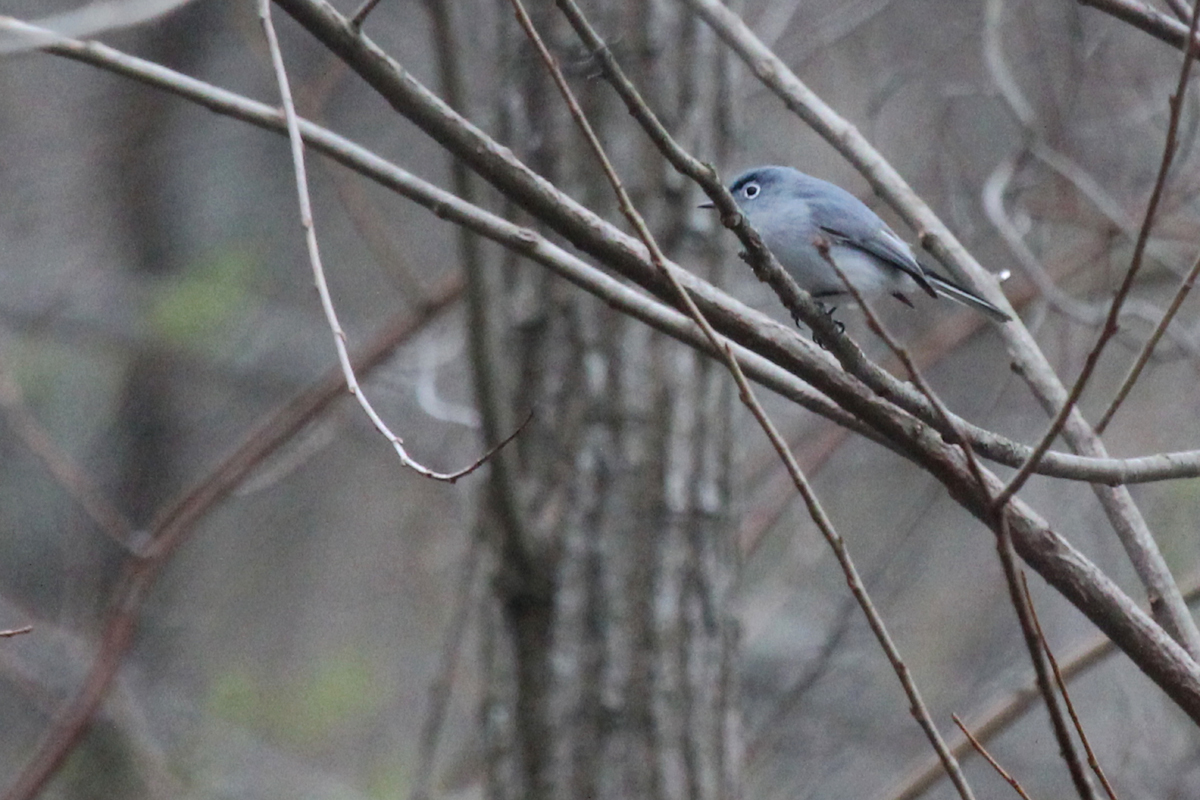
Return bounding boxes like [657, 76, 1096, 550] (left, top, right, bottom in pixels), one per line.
[925, 271, 1011, 323]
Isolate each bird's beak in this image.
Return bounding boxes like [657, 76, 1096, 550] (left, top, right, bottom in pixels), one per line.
[698, 200, 715, 209]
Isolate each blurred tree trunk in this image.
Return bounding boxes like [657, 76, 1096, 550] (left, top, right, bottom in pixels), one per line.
[447, 3, 744, 799]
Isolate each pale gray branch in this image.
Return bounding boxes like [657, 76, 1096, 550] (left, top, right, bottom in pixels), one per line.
[683, 0, 1200, 669]
[11, 0, 1200, 723]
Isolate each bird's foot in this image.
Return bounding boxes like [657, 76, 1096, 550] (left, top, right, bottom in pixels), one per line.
[797, 302, 844, 350]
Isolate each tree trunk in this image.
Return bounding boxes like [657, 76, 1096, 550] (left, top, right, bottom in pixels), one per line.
[468, 3, 742, 798]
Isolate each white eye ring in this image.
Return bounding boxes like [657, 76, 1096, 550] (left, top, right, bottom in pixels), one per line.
[742, 182, 760, 199]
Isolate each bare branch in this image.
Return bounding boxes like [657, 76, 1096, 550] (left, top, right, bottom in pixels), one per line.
[1097, 248, 1200, 432]
[1022, 575, 1119, 800]
[0, 349, 139, 552]
[951, 715, 1036, 800]
[257, 0, 515, 483]
[997, 516, 1098, 800]
[348, 0, 383, 29]
[1079, 0, 1200, 53]
[992, 0, 1200, 509]
[880, 575, 1200, 800]
[526, 5, 974, 795]
[818, 241, 1093, 800]
[682, 0, 1200, 666]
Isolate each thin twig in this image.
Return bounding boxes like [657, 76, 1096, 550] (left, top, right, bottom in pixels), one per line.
[1021, 575, 1120, 800]
[1079, 0, 1200, 52]
[0, 625, 33, 638]
[679, 0, 1200, 660]
[0, 351, 139, 552]
[19, 15, 1200, 490]
[996, 516, 1097, 799]
[257, 0, 518, 483]
[992, 0, 1200, 509]
[1096, 248, 1200, 433]
[879, 572, 1200, 800]
[952, 715, 1035, 800]
[348, 0, 383, 29]
[816, 242, 1094, 800]
[520, 4, 975, 797]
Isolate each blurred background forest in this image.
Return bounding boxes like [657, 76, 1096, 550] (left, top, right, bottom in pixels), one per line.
[2, 0, 1200, 799]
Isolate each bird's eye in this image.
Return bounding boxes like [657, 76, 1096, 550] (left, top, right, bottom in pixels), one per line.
[742, 182, 760, 199]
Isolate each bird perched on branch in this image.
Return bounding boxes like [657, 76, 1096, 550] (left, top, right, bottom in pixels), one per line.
[706, 166, 1010, 323]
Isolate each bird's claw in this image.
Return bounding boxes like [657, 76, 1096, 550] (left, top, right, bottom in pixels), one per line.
[797, 302, 843, 350]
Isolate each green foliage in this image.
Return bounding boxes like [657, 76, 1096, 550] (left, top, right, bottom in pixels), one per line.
[207, 650, 385, 748]
[149, 248, 257, 349]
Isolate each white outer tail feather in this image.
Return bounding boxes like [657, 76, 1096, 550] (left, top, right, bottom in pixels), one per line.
[924, 273, 1011, 323]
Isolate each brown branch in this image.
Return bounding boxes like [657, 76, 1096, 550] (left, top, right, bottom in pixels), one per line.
[1096, 248, 1200, 433]
[0, 355, 138, 551]
[1022, 575, 1120, 800]
[347, 0, 383, 29]
[259, 0, 515, 483]
[1, 280, 464, 800]
[882, 573, 1200, 800]
[991, 0, 1200, 509]
[997, 516, 1097, 800]
[952, 715, 1036, 800]
[1078, 0, 1200, 53]
[817, 241, 1094, 799]
[520, 5, 975, 797]
[681, 0, 1200, 686]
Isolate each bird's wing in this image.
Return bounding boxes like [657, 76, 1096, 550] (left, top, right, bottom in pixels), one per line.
[807, 195, 937, 298]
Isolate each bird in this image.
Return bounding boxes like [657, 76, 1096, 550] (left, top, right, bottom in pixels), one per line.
[708, 166, 1010, 323]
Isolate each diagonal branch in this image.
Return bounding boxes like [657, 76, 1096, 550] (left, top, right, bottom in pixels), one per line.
[524, 3, 971, 795]
[1079, 0, 1200, 53]
[992, 0, 1200, 508]
[9, 13, 1196, 492]
[1096, 248, 1200, 432]
[265, 0, 1200, 723]
[819, 243, 1094, 800]
[682, 0, 1200, 664]
[257, 0, 517, 483]
[8, 2, 1200, 740]
[2, 281, 464, 800]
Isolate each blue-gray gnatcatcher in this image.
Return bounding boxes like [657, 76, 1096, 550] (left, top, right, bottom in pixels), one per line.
[707, 166, 1010, 323]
